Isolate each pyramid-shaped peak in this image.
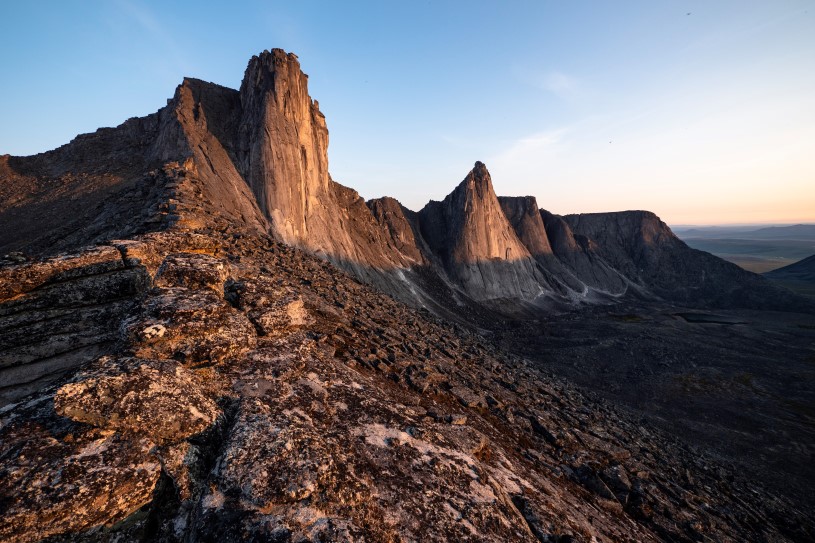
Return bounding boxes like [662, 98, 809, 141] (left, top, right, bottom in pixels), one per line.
[460, 161, 495, 201]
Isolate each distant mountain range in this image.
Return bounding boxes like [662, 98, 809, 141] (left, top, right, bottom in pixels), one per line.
[674, 224, 815, 240]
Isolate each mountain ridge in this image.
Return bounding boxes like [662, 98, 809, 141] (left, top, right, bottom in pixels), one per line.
[2, 49, 811, 317]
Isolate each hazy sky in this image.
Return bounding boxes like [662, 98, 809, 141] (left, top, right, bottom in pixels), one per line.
[1, 1, 813, 225]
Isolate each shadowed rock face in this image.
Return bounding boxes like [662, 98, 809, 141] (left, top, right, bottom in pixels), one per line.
[498, 195, 553, 258]
[366, 196, 426, 265]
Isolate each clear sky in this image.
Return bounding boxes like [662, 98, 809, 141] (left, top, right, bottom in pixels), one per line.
[1, 1, 813, 225]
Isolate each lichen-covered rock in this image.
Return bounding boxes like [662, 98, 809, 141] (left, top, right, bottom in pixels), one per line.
[112, 233, 223, 276]
[0, 425, 160, 543]
[154, 252, 230, 294]
[54, 356, 220, 443]
[228, 278, 313, 336]
[122, 286, 256, 364]
[0, 245, 125, 302]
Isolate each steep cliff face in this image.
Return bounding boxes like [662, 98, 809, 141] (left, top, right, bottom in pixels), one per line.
[169, 78, 270, 233]
[498, 196, 593, 296]
[498, 196, 553, 258]
[366, 197, 426, 265]
[233, 50, 424, 273]
[418, 162, 553, 301]
[539, 209, 629, 296]
[237, 50, 330, 246]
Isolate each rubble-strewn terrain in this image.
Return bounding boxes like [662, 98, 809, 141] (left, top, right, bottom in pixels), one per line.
[2, 227, 813, 542]
[493, 303, 815, 512]
[2, 48, 814, 541]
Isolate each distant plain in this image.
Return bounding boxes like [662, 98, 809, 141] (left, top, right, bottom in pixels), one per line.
[674, 224, 815, 274]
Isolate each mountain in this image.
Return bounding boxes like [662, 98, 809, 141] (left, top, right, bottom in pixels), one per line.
[765, 254, 815, 297]
[675, 224, 815, 240]
[766, 254, 815, 282]
[1, 49, 814, 542]
[3, 49, 811, 317]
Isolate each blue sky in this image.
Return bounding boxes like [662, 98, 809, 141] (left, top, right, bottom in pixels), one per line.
[1, 1, 813, 224]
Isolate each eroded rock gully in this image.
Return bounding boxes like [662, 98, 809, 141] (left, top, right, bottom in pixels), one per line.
[0, 228, 811, 542]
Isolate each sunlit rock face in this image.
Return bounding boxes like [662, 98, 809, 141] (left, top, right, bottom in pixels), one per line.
[238, 49, 331, 248]
[235, 49, 418, 273]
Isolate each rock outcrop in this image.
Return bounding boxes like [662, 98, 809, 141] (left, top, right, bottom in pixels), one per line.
[0, 246, 150, 404]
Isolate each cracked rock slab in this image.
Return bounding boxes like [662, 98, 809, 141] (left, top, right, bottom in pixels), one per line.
[54, 356, 220, 443]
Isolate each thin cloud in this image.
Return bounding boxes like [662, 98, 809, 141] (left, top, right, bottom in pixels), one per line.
[539, 71, 578, 96]
[511, 63, 582, 101]
[114, 0, 192, 74]
[491, 128, 570, 165]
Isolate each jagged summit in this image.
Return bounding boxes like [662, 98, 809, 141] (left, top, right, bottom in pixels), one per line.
[465, 160, 493, 200]
[416, 162, 550, 302]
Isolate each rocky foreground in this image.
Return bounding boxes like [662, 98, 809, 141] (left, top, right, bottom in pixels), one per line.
[0, 205, 812, 541]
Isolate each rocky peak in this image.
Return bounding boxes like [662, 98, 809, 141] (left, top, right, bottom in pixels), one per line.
[466, 161, 493, 201]
[418, 163, 551, 301]
[240, 49, 324, 124]
[498, 195, 554, 258]
[232, 50, 418, 274]
[237, 49, 329, 245]
[421, 162, 531, 265]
